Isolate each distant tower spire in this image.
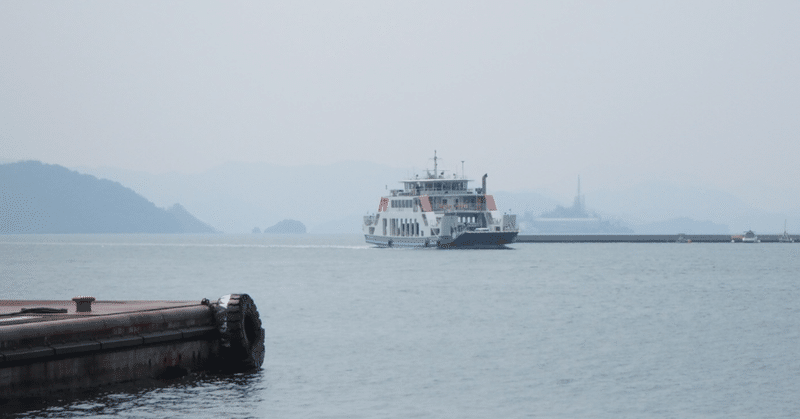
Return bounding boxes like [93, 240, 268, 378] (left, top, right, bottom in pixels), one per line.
[573, 175, 584, 211]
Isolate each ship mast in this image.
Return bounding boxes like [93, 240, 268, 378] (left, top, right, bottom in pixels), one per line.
[428, 150, 441, 179]
[433, 150, 438, 179]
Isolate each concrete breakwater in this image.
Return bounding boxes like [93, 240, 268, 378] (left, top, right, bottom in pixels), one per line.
[0, 294, 265, 399]
[517, 234, 800, 243]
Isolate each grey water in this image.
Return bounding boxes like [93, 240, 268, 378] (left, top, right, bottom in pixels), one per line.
[2, 234, 800, 418]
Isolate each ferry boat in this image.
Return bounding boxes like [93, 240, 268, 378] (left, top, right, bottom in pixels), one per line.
[362, 153, 518, 248]
[742, 230, 760, 243]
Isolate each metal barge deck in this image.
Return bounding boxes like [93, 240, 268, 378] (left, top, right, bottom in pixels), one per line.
[0, 294, 265, 400]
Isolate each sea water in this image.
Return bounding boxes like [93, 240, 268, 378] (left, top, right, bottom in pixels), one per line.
[1, 234, 799, 418]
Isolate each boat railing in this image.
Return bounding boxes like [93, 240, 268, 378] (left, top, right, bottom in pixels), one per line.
[502, 214, 517, 231]
[434, 203, 479, 211]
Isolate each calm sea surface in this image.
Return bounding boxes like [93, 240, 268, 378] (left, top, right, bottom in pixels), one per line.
[2, 234, 800, 418]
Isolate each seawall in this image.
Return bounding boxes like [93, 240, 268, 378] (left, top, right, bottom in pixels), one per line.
[516, 234, 800, 243]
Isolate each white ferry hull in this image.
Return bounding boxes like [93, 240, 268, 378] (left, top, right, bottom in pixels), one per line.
[365, 235, 433, 248]
[437, 231, 518, 249]
[365, 231, 517, 249]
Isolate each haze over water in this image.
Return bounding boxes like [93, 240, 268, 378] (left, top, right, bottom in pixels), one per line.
[3, 1, 800, 216]
[3, 234, 799, 418]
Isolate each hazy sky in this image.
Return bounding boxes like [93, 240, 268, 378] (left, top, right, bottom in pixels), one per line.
[2, 1, 799, 207]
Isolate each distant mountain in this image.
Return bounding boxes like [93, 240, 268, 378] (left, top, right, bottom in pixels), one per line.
[74, 161, 409, 233]
[76, 162, 563, 234]
[587, 180, 798, 233]
[0, 161, 215, 234]
[263, 219, 306, 234]
[166, 203, 218, 233]
[68, 161, 800, 235]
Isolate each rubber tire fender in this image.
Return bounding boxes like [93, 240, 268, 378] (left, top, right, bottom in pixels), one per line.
[214, 293, 265, 371]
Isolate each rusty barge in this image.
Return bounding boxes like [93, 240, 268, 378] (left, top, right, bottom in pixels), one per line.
[0, 294, 265, 400]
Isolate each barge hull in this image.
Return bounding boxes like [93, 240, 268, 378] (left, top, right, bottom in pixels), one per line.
[1, 339, 217, 399]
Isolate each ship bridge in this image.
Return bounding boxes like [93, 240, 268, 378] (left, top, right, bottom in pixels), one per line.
[386, 177, 496, 215]
[392, 178, 473, 197]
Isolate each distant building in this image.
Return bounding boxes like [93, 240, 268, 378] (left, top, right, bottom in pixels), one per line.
[523, 176, 632, 234]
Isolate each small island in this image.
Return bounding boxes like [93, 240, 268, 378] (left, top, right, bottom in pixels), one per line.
[263, 219, 306, 234]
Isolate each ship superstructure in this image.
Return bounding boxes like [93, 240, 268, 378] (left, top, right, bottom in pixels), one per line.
[363, 153, 518, 248]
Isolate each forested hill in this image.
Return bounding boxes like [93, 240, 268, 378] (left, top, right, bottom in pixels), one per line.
[0, 161, 216, 234]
